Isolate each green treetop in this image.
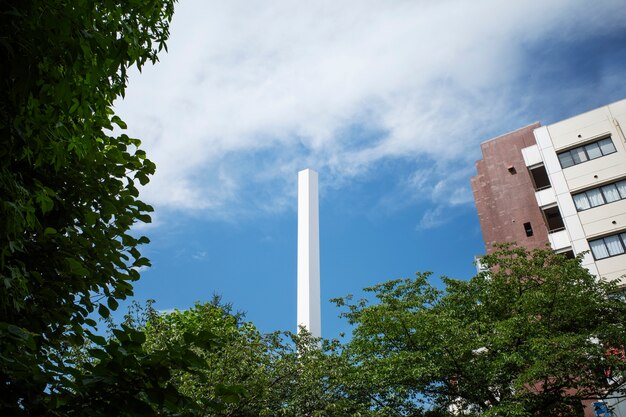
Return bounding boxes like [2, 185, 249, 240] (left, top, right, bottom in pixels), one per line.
[335, 245, 626, 416]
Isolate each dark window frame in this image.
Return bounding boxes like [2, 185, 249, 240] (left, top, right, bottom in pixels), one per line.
[528, 164, 551, 191]
[572, 178, 626, 212]
[542, 205, 565, 233]
[523, 222, 533, 237]
[557, 136, 617, 169]
[589, 232, 626, 261]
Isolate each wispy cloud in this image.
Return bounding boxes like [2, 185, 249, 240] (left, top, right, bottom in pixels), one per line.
[116, 0, 626, 220]
[416, 206, 447, 231]
[192, 251, 207, 261]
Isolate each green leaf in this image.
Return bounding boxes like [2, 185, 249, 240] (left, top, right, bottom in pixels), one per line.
[88, 334, 107, 346]
[111, 328, 130, 343]
[136, 236, 150, 245]
[36, 192, 54, 214]
[130, 330, 146, 345]
[133, 257, 151, 268]
[84, 211, 98, 226]
[111, 115, 128, 130]
[135, 171, 150, 186]
[67, 258, 89, 276]
[69, 99, 80, 114]
[215, 383, 245, 404]
[84, 318, 98, 327]
[107, 297, 119, 311]
[98, 304, 110, 319]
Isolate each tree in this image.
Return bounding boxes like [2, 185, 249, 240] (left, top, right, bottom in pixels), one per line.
[139, 299, 375, 416]
[141, 300, 256, 415]
[264, 330, 376, 417]
[335, 245, 626, 416]
[52, 323, 213, 416]
[0, 0, 176, 413]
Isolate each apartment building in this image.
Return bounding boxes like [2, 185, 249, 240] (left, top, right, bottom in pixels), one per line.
[472, 98, 626, 284]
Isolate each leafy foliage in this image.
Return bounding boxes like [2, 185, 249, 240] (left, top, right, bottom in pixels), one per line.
[0, 0, 176, 413]
[142, 300, 250, 414]
[54, 324, 212, 416]
[335, 245, 626, 416]
[137, 299, 376, 416]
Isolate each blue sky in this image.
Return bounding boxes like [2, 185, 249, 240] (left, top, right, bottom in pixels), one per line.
[114, 0, 626, 338]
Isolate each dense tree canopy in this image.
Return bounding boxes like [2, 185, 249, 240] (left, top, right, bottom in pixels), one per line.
[138, 246, 626, 417]
[335, 246, 626, 416]
[0, 0, 177, 413]
[139, 299, 374, 417]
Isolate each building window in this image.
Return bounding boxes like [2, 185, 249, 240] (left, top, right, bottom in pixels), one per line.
[542, 205, 565, 233]
[557, 137, 617, 168]
[558, 249, 575, 259]
[572, 179, 626, 211]
[529, 164, 551, 191]
[523, 222, 533, 237]
[589, 232, 626, 260]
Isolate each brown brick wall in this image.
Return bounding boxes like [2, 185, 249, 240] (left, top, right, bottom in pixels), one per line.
[471, 123, 550, 254]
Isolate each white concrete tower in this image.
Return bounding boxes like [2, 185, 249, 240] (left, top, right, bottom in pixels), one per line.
[297, 169, 321, 338]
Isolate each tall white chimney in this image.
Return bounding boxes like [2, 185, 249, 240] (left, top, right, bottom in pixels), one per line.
[297, 169, 321, 338]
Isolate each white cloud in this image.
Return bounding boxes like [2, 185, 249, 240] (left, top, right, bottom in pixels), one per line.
[192, 251, 207, 260]
[115, 0, 626, 218]
[416, 206, 447, 231]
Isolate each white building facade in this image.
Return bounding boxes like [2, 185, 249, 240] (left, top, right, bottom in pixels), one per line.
[521, 98, 626, 283]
